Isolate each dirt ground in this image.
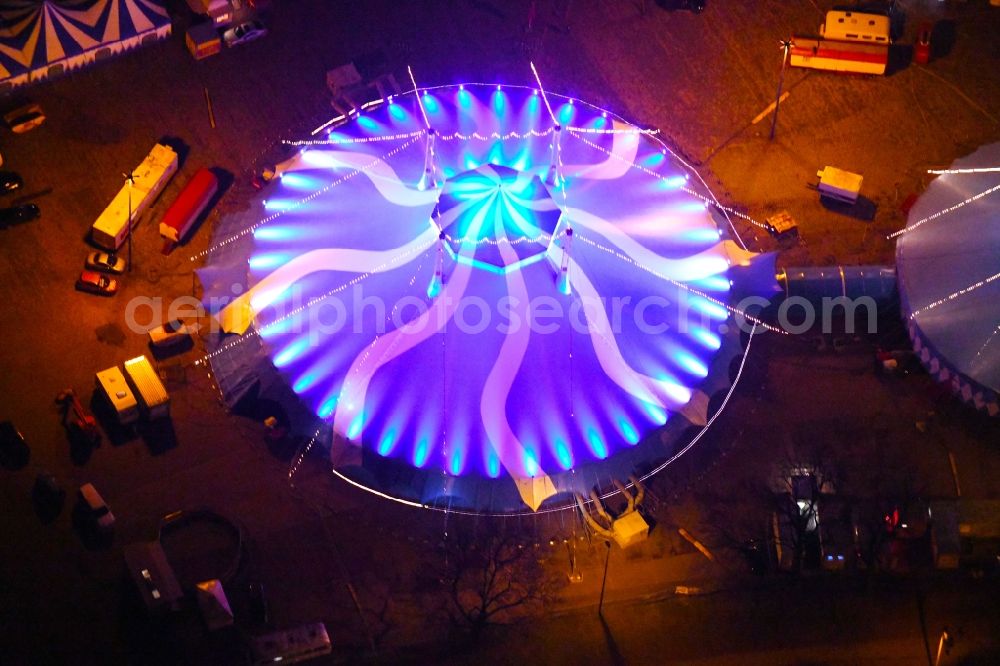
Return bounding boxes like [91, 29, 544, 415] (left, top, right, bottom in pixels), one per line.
[1, 0, 999, 663]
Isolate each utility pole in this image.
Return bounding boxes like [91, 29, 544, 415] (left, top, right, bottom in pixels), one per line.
[770, 39, 793, 141]
[597, 540, 611, 615]
[123, 171, 136, 273]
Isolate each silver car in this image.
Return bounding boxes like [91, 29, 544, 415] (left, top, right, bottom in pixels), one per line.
[223, 20, 266, 47]
[147, 319, 195, 348]
[85, 251, 126, 274]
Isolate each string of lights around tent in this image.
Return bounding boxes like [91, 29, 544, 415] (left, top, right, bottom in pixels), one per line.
[888, 181, 1000, 239]
[191, 70, 780, 362]
[892, 163, 999, 319]
[197, 63, 776, 513]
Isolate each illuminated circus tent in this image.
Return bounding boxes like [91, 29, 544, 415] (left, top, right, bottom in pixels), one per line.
[895, 143, 1000, 417]
[196, 74, 778, 513]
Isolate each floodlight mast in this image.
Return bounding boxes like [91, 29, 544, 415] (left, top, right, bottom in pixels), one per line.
[123, 171, 136, 272]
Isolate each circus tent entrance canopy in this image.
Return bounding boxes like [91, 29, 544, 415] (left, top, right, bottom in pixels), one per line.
[0, 0, 172, 92]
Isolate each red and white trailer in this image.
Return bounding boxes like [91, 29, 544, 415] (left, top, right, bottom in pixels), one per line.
[790, 9, 891, 76]
[159, 167, 218, 252]
[790, 36, 888, 76]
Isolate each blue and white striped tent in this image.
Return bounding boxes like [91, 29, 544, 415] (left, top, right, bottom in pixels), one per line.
[0, 0, 171, 92]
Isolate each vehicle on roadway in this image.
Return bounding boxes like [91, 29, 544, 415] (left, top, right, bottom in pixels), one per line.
[76, 270, 119, 296]
[94, 366, 139, 425]
[78, 483, 115, 532]
[159, 167, 219, 250]
[0, 203, 40, 228]
[90, 143, 178, 251]
[0, 420, 29, 469]
[148, 318, 195, 349]
[0, 171, 23, 194]
[85, 251, 126, 274]
[1, 420, 27, 449]
[123, 355, 171, 420]
[655, 0, 705, 12]
[223, 20, 266, 47]
[4, 103, 46, 134]
[34, 472, 64, 507]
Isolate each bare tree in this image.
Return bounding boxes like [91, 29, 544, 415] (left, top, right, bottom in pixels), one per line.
[433, 528, 559, 640]
[693, 434, 842, 574]
[839, 426, 925, 570]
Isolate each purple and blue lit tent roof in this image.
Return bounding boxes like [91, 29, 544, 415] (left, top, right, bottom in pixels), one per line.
[200, 83, 776, 512]
[897, 142, 1000, 416]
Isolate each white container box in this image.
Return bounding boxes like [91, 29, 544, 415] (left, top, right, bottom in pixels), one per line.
[95, 366, 139, 425]
[817, 166, 863, 204]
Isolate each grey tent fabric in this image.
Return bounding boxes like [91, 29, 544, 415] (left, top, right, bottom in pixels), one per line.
[897, 143, 1000, 416]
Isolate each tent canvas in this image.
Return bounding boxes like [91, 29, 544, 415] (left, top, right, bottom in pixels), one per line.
[896, 142, 1000, 416]
[0, 0, 172, 91]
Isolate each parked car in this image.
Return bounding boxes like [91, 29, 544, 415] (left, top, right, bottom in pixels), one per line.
[0, 420, 29, 469]
[4, 103, 46, 134]
[223, 20, 266, 47]
[0, 171, 23, 194]
[0, 203, 40, 228]
[148, 318, 195, 348]
[34, 472, 64, 505]
[247, 581, 270, 627]
[85, 251, 125, 274]
[76, 270, 119, 296]
[655, 0, 705, 12]
[78, 483, 115, 532]
[1, 420, 27, 449]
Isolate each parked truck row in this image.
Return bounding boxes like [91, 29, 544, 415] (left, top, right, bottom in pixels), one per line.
[78, 143, 220, 296]
[95, 355, 170, 425]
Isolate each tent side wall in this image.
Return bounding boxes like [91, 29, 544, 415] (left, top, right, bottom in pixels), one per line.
[900, 265, 998, 416]
[906, 318, 999, 417]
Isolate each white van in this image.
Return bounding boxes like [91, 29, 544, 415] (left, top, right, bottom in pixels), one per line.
[95, 366, 139, 425]
[123, 355, 170, 420]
